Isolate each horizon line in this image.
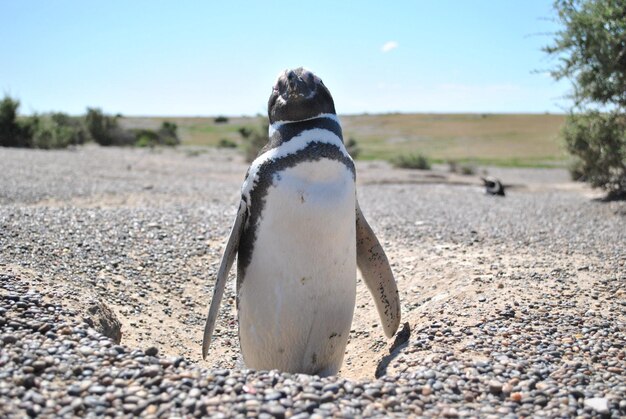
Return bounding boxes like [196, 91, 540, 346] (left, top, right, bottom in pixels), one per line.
[108, 111, 569, 119]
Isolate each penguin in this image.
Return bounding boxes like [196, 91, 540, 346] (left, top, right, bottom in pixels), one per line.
[202, 67, 400, 376]
[481, 176, 506, 196]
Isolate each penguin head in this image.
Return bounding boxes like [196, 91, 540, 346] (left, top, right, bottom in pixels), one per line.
[268, 67, 336, 124]
[481, 176, 506, 196]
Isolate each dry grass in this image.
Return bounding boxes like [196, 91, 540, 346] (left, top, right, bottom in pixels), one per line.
[120, 116, 265, 148]
[122, 113, 567, 167]
[341, 113, 567, 166]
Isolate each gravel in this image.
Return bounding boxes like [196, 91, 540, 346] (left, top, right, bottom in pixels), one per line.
[1, 145, 625, 417]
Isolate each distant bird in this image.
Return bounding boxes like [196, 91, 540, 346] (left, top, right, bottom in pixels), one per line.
[481, 176, 506, 196]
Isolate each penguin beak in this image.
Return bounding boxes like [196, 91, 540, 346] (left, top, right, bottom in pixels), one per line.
[276, 69, 315, 100]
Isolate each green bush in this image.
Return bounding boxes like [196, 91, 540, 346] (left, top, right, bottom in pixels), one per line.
[390, 153, 431, 170]
[218, 138, 238, 148]
[0, 96, 31, 147]
[448, 160, 476, 175]
[563, 111, 625, 197]
[1, 96, 88, 149]
[460, 164, 476, 175]
[239, 124, 269, 163]
[28, 113, 89, 149]
[157, 121, 180, 146]
[345, 137, 360, 159]
[2, 97, 178, 150]
[133, 130, 158, 148]
[131, 122, 179, 148]
[85, 108, 128, 146]
[214, 116, 229, 124]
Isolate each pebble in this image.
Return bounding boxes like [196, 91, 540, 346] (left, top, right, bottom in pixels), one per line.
[584, 397, 609, 414]
[145, 346, 158, 357]
[488, 379, 503, 394]
[1, 147, 624, 418]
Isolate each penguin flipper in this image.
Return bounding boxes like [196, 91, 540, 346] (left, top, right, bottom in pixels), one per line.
[202, 200, 247, 359]
[355, 201, 401, 338]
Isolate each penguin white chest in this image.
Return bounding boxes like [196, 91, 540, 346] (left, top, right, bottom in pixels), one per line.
[238, 158, 356, 375]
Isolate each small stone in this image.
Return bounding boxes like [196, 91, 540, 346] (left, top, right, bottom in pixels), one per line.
[266, 404, 286, 418]
[442, 407, 459, 418]
[299, 393, 320, 402]
[264, 391, 283, 401]
[2, 335, 17, 344]
[145, 346, 158, 357]
[142, 365, 160, 378]
[67, 385, 82, 396]
[364, 388, 381, 398]
[488, 380, 502, 394]
[71, 398, 83, 410]
[322, 383, 340, 394]
[31, 360, 47, 373]
[584, 397, 609, 414]
[88, 385, 107, 395]
[78, 346, 93, 356]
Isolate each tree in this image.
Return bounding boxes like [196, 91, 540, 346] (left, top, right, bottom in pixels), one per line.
[545, 0, 626, 198]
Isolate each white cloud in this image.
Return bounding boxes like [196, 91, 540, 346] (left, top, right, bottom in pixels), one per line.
[381, 41, 399, 53]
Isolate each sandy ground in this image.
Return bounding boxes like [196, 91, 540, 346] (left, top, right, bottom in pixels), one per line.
[1, 146, 623, 383]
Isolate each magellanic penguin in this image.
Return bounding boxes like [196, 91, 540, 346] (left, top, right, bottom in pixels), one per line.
[202, 67, 401, 376]
[481, 176, 506, 196]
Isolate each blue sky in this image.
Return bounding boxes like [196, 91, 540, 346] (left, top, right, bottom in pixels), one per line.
[1, 1, 569, 116]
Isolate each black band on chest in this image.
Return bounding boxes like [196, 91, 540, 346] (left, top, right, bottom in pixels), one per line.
[237, 141, 355, 282]
[266, 117, 343, 151]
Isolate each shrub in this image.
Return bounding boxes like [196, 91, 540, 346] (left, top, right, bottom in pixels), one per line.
[28, 113, 89, 149]
[0, 95, 31, 147]
[85, 108, 127, 146]
[390, 153, 431, 170]
[133, 129, 159, 148]
[460, 164, 476, 175]
[345, 137, 360, 159]
[214, 116, 229, 124]
[157, 121, 180, 146]
[218, 138, 238, 148]
[448, 160, 476, 175]
[132, 122, 180, 148]
[563, 111, 625, 197]
[239, 124, 269, 163]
